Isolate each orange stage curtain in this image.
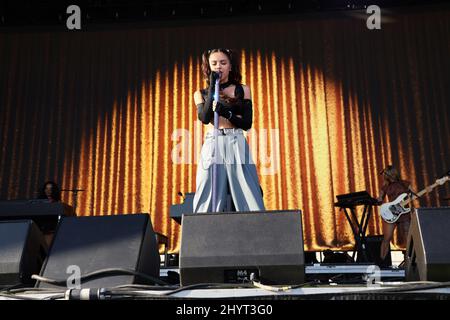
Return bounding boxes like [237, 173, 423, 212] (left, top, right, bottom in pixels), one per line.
[0, 6, 449, 252]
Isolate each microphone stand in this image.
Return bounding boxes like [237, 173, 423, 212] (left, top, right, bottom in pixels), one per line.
[61, 189, 85, 215]
[212, 74, 221, 212]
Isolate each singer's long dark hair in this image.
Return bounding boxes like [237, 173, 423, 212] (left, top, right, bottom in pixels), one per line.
[201, 48, 242, 86]
[38, 180, 61, 202]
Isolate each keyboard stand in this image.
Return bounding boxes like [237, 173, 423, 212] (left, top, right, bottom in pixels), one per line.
[335, 202, 374, 263]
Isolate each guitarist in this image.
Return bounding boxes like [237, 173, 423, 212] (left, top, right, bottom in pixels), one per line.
[377, 165, 415, 266]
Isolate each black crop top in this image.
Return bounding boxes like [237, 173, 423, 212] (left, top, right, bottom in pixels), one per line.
[196, 84, 253, 131]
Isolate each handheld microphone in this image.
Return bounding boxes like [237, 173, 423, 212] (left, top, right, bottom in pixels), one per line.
[212, 71, 222, 81]
[214, 73, 221, 103]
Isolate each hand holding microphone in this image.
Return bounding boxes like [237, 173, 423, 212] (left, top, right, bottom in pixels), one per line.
[208, 71, 222, 95]
[210, 71, 222, 82]
[215, 101, 233, 120]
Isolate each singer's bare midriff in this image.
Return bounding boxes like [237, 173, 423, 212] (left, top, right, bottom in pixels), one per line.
[206, 116, 240, 129]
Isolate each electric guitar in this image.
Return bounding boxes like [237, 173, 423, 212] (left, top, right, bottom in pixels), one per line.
[380, 174, 450, 224]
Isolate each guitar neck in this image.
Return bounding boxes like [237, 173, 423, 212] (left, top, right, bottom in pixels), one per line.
[402, 181, 443, 205]
[415, 187, 433, 199]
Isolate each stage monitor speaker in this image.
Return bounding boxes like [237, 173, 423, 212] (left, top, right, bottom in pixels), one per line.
[0, 220, 48, 287]
[37, 213, 160, 288]
[180, 210, 304, 286]
[405, 207, 450, 281]
[363, 235, 392, 267]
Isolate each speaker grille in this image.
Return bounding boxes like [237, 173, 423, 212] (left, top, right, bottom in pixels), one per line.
[180, 210, 304, 285]
[0, 220, 47, 287]
[38, 214, 160, 288]
[406, 207, 450, 281]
